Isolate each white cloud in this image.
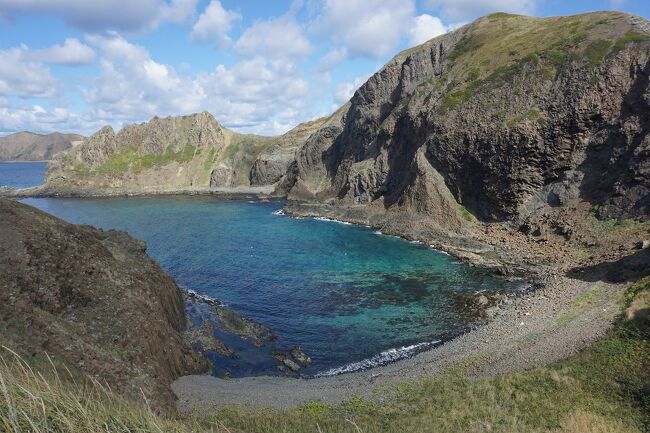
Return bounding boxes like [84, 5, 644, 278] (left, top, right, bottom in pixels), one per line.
[190, 0, 241, 47]
[235, 15, 312, 60]
[27, 38, 95, 65]
[197, 58, 311, 133]
[0, 0, 199, 32]
[333, 76, 368, 104]
[80, 33, 312, 135]
[426, 0, 539, 22]
[0, 47, 59, 98]
[0, 103, 100, 134]
[317, 48, 347, 72]
[84, 33, 204, 121]
[409, 14, 448, 46]
[314, 0, 416, 59]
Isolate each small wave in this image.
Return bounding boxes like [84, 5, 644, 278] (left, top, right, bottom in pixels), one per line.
[313, 216, 352, 225]
[430, 245, 451, 255]
[315, 340, 441, 377]
[272, 209, 285, 216]
[374, 230, 383, 235]
[184, 288, 224, 307]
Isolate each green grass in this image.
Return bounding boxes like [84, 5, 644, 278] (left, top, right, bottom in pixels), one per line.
[572, 287, 604, 308]
[202, 147, 217, 171]
[555, 311, 579, 325]
[458, 204, 475, 222]
[2, 278, 648, 433]
[612, 31, 650, 55]
[94, 144, 198, 175]
[621, 276, 650, 309]
[583, 39, 612, 68]
[431, 12, 630, 114]
[222, 142, 240, 160]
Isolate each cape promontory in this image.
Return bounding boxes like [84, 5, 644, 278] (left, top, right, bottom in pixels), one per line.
[0, 131, 83, 162]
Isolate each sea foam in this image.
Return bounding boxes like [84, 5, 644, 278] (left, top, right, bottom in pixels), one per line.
[315, 340, 441, 377]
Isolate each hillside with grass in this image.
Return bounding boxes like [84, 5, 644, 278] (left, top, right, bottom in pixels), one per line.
[43, 111, 328, 194]
[0, 132, 83, 162]
[281, 11, 650, 229]
[1, 277, 647, 433]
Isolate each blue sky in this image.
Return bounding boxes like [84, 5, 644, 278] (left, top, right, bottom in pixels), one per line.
[0, 0, 648, 136]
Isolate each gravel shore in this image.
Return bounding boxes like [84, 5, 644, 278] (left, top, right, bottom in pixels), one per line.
[172, 212, 629, 412]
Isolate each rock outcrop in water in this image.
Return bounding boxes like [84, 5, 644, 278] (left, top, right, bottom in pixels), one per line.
[0, 131, 83, 161]
[43, 112, 326, 193]
[0, 198, 207, 411]
[279, 12, 650, 227]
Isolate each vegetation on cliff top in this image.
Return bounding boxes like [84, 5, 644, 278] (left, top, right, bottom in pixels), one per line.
[2, 279, 647, 433]
[429, 12, 649, 114]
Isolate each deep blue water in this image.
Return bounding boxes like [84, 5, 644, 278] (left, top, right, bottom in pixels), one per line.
[21, 196, 521, 376]
[0, 162, 47, 188]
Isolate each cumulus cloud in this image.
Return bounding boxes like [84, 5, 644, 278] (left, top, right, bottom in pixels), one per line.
[235, 14, 311, 60]
[426, 0, 539, 22]
[317, 48, 347, 72]
[84, 32, 204, 120]
[80, 33, 311, 134]
[409, 14, 448, 46]
[0, 0, 199, 32]
[197, 58, 311, 132]
[190, 0, 241, 47]
[313, 0, 416, 59]
[0, 103, 101, 134]
[26, 38, 95, 65]
[333, 76, 368, 104]
[0, 47, 59, 98]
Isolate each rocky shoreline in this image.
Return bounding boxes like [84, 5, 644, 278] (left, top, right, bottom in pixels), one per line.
[3, 189, 646, 412]
[0, 184, 277, 200]
[2, 184, 646, 416]
[171, 197, 646, 411]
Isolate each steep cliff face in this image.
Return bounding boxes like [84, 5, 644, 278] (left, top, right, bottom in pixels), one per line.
[0, 132, 83, 161]
[280, 12, 650, 225]
[0, 199, 207, 411]
[44, 112, 325, 193]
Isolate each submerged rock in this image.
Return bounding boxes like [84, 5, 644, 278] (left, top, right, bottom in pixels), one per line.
[290, 346, 312, 367]
[455, 291, 508, 321]
[282, 358, 301, 372]
[184, 320, 234, 357]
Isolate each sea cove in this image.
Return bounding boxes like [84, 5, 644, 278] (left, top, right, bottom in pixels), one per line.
[23, 196, 520, 377]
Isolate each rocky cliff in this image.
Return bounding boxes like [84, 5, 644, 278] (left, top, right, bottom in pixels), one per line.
[0, 131, 83, 161]
[44, 112, 326, 193]
[279, 12, 650, 230]
[0, 199, 207, 411]
[36, 12, 650, 229]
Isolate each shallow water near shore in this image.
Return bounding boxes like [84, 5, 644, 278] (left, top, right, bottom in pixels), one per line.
[22, 195, 521, 377]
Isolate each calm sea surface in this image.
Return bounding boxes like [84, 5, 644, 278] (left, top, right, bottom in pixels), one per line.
[10, 162, 520, 376]
[0, 162, 47, 188]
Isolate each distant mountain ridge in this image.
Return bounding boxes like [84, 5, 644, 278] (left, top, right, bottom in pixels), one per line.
[38, 11, 650, 226]
[44, 111, 329, 192]
[0, 131, 83, 162]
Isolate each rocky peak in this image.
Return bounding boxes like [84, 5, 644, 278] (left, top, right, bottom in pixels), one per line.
[281, 11, 650, 224]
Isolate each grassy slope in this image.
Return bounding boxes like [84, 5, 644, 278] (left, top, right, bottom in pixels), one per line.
[63, 115, 331, 184]
[1, 278, 647, 433]
[407, 12, 649, 115]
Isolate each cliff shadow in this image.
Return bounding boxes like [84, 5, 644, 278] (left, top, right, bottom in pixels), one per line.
[577, 56, 650, 220]
[566, 248, 650, 283]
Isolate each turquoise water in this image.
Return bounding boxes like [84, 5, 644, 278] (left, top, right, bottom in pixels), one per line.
[22, 196, 521, 376]
[0, 162, 47, 188]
